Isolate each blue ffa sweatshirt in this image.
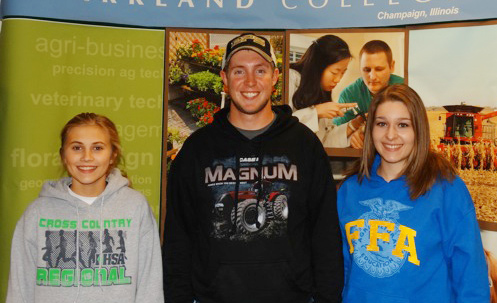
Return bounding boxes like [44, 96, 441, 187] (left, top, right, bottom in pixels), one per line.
[337, 156, 489, 303]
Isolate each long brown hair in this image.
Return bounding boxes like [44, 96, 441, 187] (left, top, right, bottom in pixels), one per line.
[346, 84, 456, 200]
[60, 112, 123, 176]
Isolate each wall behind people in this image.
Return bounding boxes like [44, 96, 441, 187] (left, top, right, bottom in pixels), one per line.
[1, 1, 497, 301]
[0, 19, 164, 301]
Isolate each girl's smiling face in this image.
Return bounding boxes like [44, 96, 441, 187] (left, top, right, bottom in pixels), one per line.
[62, 124, 115, 197]
[372, 100, 415, 180]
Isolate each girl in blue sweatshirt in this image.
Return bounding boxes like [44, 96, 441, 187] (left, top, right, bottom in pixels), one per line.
[338, 84, 489, 303]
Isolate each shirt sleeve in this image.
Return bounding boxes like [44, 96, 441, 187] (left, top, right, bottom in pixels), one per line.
[333, 90, 355, 126]
[442, 178, 490, 303]
[136, 203, 165, 302]
[7, 207, 38, 303]
[163, 147, 197, 303]
[308, 138, 344, 303]
[337, 182, 352, 285]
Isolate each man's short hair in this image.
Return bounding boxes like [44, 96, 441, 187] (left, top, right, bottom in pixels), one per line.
[359, 40, 393, 66]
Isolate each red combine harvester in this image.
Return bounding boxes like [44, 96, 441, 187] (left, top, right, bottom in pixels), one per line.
[437, 103, 497, 169]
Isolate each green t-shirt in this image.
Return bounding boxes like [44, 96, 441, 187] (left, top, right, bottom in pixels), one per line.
[333, 74, 404, 125]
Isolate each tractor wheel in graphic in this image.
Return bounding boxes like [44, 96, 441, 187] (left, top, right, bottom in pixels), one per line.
[273, 195, 288, 220]
[233, 199, 266, 234]
[264, 201, 275, 220]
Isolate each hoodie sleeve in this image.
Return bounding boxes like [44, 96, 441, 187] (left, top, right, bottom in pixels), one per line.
[7, 205, 38, 303]
[135, 202, 165, 302]
[337, 181, 352, 288]
[308, 138, 344, 303]
[442, 177, 489, 303]
[163, 146, 197, 303]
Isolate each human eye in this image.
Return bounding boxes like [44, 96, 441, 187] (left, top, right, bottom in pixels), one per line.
[375, 121, 387, 127]
[232, 68, 244, 76]
[399, 122, 410, 128]
[71, 144, 82, 151]
[363, 67, 371, 73]
[93, 145, 105, 151]
[256, 68, 267, 76]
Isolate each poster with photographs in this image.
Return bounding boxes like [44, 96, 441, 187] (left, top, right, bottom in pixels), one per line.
[408, 22, 497, 271]
[286, 30, 406, 177]
[165, 29, 285, 169]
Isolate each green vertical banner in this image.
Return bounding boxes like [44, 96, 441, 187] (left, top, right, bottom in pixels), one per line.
[0, 19, 164, 300]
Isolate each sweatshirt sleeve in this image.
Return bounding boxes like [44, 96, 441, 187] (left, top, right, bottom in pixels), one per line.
[135, 203, 165, 302]
[308, 138, 344, 303]
[333, 88, 355, 126]
[336, 182, 352, 286]
[442, 178, 490, 303]
[163, 147, 197, 303]
[7, 206, 38, 303]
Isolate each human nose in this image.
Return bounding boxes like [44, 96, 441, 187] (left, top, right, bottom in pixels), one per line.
[245, 72, 256, 86]
[370, 70, 377, 80]
[386, 125, 397, 140]
[82, 149, 93, 161]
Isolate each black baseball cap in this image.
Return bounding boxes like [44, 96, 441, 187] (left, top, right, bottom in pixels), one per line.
[222, 33, 277, 70]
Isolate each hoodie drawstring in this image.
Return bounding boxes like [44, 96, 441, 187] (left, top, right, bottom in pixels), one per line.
[231, 154, 241, 235]
[74, 204, 81, 303]
[255, 144, 264, 229]
[98, 196, 104, 292]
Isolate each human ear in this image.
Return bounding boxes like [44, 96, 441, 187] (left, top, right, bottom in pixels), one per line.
[272, 68, 279, 86]
[390, 60, 395, 73]
[220, 70, 229, 89]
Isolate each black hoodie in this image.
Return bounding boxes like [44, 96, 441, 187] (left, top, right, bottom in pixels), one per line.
[163, 105, 343, 303]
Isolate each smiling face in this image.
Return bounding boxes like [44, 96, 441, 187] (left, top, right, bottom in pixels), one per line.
[372, 100, 415, 179]
[360, 51, 395, 95]
[220, 50, 279, 118]
[320, 57, 350, 92]
[62, 124, 115, 197]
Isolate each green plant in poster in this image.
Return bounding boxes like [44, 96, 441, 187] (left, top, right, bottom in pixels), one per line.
[186, 71, 223, 94]
[169, 61, 184, 84]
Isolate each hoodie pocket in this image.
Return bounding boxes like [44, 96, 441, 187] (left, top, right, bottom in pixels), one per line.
[211, 260, 305, 303]
[343, 285, 410, 303]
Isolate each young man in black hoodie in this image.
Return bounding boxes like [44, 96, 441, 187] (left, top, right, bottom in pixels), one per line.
[163, 33, 343, 303]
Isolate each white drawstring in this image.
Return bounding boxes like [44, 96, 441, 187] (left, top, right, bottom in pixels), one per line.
[98, 196, 104, 292]
[74, 203, 81, 303]
[221, 91, 226, 108]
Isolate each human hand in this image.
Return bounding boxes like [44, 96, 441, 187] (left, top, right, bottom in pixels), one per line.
[350, 129, 365, 149]
[350, 114, 366, 130]
[315, 102, 357, 119]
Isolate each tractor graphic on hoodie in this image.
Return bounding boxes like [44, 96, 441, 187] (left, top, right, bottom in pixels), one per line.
[213, 180, 289, 239]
